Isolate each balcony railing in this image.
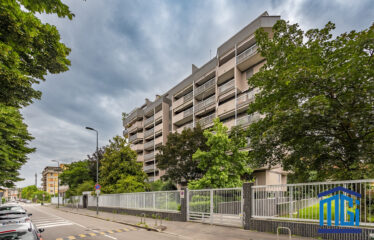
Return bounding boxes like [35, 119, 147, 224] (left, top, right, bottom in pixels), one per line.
[195, 95, 215, 112]
[144, 116, 154, 126]
[144, 128, 154, 138]
[144, 140, 154, 149]
[129, 134, 139, 142]
[237, 114, 261, 126]
[144, 164, 156, 172]
[148, 176, 155, 182]
[195, 78, 215, 96]
[183, 122, 193, 130]
[236, 43, 258, 64]
[183, 91, 193, 102]
[183, 107, 193, 117]
[198, 113, 216, 127]
[237, 89, 258, 106]
[218, 79, 235, 94]
[144, 152, 155, 161]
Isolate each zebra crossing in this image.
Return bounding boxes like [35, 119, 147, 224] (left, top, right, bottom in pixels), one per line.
[31, 216, 74, 229]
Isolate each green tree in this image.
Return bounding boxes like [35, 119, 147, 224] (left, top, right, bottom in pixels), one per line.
[188, 119, 253, 189]
[75, 180, 95, 195]
[59, 160, 92, 196]
[0, 0, 74, 186]
[21, 185, 38, 200]
[148, 180, 177, 191]
[157, 124, 208, 185]
[0, 105, 34, 187]
[99, 136, 148, 193]
[247, 20, 374, 181]
[0, 0, 73, 107]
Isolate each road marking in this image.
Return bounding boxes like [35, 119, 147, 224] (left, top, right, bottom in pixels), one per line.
[56, 238, 63, 240]
[89, 233, 96, 236]
[78, 234, 86, 238]
[55, 226, 138, 240]
[122, 228, 129, 232]
[107, 230, 114, 234]
[115, 229, 122, 232]
[68, 236, 76, 240]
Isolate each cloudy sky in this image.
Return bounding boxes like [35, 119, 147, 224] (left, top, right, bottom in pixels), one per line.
[18, 0, 374, 187]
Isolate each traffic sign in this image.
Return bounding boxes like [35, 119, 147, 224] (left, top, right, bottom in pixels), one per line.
[95, 189, 100, 195]
[180, 191, 184, 199]
[95, 184, 101, 190]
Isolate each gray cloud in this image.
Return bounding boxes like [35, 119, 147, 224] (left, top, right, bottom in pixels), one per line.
[17, 0, 374, 187]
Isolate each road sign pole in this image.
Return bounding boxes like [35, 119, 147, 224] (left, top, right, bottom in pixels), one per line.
[94, 184, 101, 215]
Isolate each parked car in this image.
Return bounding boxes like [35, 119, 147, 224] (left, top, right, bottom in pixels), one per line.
[0, 221, 44, 240]
[0, 206, 31, 224]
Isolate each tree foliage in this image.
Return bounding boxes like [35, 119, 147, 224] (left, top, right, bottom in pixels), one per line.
[0, 0, 73, 107]
[99, 136, 148, 193]
[59, 160, 92, 196]
[0, 105, 34, 187]
[21, 185, 50, 202]
[248, 20, 374, 181]
[157, 124, 208, 185]
[188, 119, 253, 189]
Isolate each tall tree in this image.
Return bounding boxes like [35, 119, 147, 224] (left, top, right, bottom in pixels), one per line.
[0, 0, 74, 186]
[247, 20, 374, 181]
[59, 160, 92, 196]
[157, 124, 208, 185]
[188, 119, 252, 189]
[99, 136, 148, 193]
[0, 0, 73, 107]
[0, 104, 34, 187]
[86, 146, 105, 183]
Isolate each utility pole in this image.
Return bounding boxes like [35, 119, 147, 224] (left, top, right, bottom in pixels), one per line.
[86, 127, 99, 215]
[35, 173, 37, 187]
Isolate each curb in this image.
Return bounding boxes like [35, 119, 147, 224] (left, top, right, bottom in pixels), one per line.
[48, 206, 160, 232]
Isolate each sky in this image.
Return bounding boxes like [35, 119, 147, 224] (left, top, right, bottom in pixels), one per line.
[17, 0, 374, 188]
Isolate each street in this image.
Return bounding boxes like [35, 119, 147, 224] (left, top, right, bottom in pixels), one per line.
[23, 204, 179, 240]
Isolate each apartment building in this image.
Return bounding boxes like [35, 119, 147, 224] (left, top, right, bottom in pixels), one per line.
[123, 12, 287, 185]
[41, 166, 62, 195]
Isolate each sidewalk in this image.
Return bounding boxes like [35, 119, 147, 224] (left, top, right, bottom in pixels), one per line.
[50, 205, 317, 240]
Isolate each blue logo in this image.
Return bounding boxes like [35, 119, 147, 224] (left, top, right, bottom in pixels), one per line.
[318, 186, 361, 234]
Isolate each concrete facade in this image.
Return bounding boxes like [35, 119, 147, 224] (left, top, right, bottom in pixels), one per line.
[123, 12, 287, 184]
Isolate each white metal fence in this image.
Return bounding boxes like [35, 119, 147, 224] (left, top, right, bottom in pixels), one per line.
[51, 197, 64, 204]
[252, 179, 374, 226]
[187, 187, 243, 227]
[87, 190, 182, 212]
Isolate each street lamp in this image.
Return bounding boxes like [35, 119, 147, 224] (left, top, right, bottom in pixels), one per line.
[52, 160, 60, 208]
[85, 126, 99, 215]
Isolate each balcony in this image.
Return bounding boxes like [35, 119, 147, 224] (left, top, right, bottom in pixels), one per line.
[237, 113, 261, 126]
[123, 108, 143, 126]
[198, 113, 216, 128]
[143, 164, 156, 173]
[130, 143, 143, 152]
[155, 110, 162, 122]
[144, 140, 154, 150]
[183, 107, 193, 118]
[195, 78, 215, 98]
[236, 44, 263, 71]
[129, 132, 143, 143]
[123, 129, 128, 137]
[137, 154, 144, 162]
[218, 79, 235, 95]
[217, 57, 235, 78]
[144, 116, 154, 127]
[176, 122, 194, 133]
[184, 91, 193, 102]
[144, 152, 155, 162]
[217, 98, 235, 117]
[195, 95, 216, 114]
[223, 118, 236, 130]
[237, 89, 258, 110]
[148, 176, 155, 182]
[155, 135, 163, 146]
[128, 120, 143, 134]
[144, 128, 154, 139]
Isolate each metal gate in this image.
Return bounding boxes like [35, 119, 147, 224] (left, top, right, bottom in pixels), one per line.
[187, 187, 243, 227]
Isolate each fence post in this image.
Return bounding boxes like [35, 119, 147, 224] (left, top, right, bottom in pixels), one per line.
[180, 188, 188, 222]
[185, 188, 189, 221]
[210, 189, 214, 224]
[243, 182, 253, 230]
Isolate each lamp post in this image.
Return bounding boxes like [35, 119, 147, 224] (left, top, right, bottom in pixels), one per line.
[85, 126, 99, 215]
[52, 160, 60, 208]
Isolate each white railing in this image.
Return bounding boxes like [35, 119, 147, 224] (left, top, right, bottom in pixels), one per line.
[252, 179, 374, 226]
[188, 187, 243, 227]
[237, 89, 258, 106]
[195, 95, 215, 112]
[195, 78, 215, 96]
[51, 197, 64, 204]
[236, 43, 258, 64]
[218, 79, 234, 94]
[144, 116, 154, 126]
[88, 191, 182, 212]
[129, 134, 138, 142]
[198, 113, 216, 127]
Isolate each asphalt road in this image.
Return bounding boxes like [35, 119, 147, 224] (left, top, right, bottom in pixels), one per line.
[23, 204, 179, 240]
